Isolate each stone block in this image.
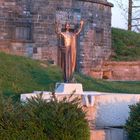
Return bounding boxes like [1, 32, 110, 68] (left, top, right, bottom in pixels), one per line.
[55, 83, 83, 95]
[102, 70, 112, 79]
[90, 130, 105, 140]
[94, 94, 140, 127]
[89, 70, 103, 79]
[91, 128, 128, 140]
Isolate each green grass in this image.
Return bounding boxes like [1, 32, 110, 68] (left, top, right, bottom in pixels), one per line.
[111, 28, 140, 61]
[0, 52, 139, 98]
[75, 74, 140, 94]
[0, 52, 63, 98]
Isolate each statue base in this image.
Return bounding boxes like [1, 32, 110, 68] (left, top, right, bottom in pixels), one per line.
[55, 83, 83, 95]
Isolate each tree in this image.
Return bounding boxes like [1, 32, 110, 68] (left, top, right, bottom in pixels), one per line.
[114, 0, 140, 32]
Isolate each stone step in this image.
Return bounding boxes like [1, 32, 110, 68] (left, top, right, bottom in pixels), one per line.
[90, 128, 128, 140]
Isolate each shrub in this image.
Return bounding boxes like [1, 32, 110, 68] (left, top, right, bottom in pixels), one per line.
[0, 94, 90, 140]
[125, 102, 140, 140]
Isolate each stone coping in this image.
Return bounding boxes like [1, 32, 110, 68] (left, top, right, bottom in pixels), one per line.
[79, 0, 114, 7]
[103, 61, 140, 66]
[22, 91, 140, 96]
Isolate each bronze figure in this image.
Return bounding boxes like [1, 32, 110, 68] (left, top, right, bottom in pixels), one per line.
[56, 20, 84, 82]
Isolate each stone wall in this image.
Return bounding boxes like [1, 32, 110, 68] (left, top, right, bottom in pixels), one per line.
[93, 93, 140, 127]
[0, 0, 113, 74]
[90, 61, 140, 81]
[0, 0, 33, 56]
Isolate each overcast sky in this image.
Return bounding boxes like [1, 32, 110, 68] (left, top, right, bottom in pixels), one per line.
[108, 0, 140, 30]
[108, 0, 128, 29]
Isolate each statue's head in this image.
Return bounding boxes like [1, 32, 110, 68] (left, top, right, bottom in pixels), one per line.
[65, 23, 70, 31]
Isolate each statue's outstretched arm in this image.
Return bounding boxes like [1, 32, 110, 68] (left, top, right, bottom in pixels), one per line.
[76, 20, 84, 35]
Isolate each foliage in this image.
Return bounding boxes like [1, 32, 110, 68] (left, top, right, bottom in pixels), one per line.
[125, 102, 140, 140]
[111, 28, 140, 61]
[0, 52, 63, 98]
[0, 94, 90, 140]
[75, 73, 140, 94]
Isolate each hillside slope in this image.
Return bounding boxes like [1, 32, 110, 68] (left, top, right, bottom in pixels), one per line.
[75, 74, 140, 94]
[0, 52, 139, 98]
[111, 28, 140, 61]
[0, 53, 63, 97]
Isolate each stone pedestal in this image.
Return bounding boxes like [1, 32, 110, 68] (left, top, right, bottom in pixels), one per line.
[55, 83, 83, 95]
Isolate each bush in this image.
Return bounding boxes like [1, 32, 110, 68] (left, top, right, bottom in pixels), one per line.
[125, 102, 140, 140]
[0, 94, 90, 140]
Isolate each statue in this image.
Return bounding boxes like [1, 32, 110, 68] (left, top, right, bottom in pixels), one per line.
[56, 20, 84, 82]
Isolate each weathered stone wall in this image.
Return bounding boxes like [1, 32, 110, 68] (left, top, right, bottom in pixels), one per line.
[0, 0, 113, 74]
[90, 61, 140, 81]
[0, 0, 15, 52]
[0, 0, 33, 56]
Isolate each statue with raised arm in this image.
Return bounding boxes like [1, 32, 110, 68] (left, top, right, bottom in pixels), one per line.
[56, 20, 84, 82]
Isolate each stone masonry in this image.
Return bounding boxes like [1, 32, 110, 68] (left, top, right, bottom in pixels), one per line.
[0, 0, 113, 75]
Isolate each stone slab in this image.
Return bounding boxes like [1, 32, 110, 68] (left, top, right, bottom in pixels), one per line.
[94, 94, 140, 127]
[55, 83, 83, 95]
[20, 92, 51, 102]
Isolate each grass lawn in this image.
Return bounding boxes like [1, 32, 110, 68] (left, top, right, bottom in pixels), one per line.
[76, 74, 140, 94]
[111, 28, 140, 61]
[0, 52, 63, 98]
[0, 52, 139, 100]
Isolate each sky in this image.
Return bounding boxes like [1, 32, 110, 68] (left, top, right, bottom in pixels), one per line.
[108, 0, 128, 29]
[108, 0, 140, 30]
